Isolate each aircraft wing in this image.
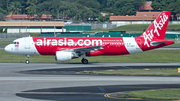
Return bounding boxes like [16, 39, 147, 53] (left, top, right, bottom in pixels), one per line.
[65, 45, 105, 54]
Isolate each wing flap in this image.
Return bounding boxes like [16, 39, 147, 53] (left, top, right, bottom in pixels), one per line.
[61, 45, 105, 55]
[73, 45, 104, 52]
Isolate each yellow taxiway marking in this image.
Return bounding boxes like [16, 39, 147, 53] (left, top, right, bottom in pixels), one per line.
[144, 68, 150, 70]
[106, 70, 115, 71]
[104, 92, 142, 100]
[105, 89, 180, 100]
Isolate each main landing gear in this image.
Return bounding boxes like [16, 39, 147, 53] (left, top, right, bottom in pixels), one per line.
[81, 58, 88, 64]
[81, 53, 88, 64]
[25, 55, 30, 64]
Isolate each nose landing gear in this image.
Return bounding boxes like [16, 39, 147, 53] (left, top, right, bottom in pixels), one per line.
[25, 55, 30, 64]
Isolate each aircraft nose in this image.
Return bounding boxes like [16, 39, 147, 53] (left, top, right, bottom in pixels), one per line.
[4, 45, 11, 53]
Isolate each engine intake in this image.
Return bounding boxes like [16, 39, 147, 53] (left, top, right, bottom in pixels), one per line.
[55, 51, 78, 61]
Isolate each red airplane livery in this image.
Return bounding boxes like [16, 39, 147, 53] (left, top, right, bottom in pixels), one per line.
[5, 11, 173, 64]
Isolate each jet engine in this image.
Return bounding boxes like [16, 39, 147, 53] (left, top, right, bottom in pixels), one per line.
[55, 51, 78, 61]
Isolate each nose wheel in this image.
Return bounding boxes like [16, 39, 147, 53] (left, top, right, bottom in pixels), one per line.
[25, 55, 30, 64]
[25, 60, 30, 64]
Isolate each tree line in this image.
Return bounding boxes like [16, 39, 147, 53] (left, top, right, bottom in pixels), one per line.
[0, 0, 180, 22]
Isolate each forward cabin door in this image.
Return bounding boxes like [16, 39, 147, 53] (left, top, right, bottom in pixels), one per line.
[25, 39, 30, 49]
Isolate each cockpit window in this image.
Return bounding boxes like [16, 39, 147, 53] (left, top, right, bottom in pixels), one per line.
[11, 42, 15, 44]
[11, 42, 19, 44]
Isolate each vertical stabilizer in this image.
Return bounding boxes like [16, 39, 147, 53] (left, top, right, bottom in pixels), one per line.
[139, 11, 171, 40]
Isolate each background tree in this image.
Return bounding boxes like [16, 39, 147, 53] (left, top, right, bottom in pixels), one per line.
[107, 0, 115, 7]
[0, 27, 3, 33]
[151, 0, 180, 20]
[151, 1, 162, 10]
[3, 0, 180, 22]
[35, 1, 100, 22]
[169, 0, 180, 14]
[161, 0, 180, 21]
[114, 0, 140, 15]
[0, 8, 7, 14]
[133, 0, 146, 10]
[0, 7, 7, 20]
[0, 0, 8, 13]
[121, 3, 136, 15]
[26, 0, 37, 16]
[151, 0, 178, 11]
[98, 13, 112, 22]
[8, 1, 23, 14]
[75, 0, 100, 9]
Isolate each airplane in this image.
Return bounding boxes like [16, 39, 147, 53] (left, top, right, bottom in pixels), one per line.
[5, 11, 174, 64]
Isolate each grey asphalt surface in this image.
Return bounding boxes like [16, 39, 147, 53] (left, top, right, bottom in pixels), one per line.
[159, 46, 180, 49]
[0, 46, 5, 49]
[0, 63, 180, 101]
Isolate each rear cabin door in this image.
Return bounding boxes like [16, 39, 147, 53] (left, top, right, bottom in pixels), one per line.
[136, 39, 142, 49]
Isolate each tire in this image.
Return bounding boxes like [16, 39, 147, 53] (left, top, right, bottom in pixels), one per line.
[81, 59, 88, 64]
[25, 60, 30, 64]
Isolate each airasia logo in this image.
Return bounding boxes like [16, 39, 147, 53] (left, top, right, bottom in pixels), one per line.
[143, 14, 169, 47]
[36, 38, 102, 46]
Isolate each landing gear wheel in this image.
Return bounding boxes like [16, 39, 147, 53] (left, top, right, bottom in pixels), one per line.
[25, 55, 30, 64]
[25, 60, 30, 64]
[81, 59, 88, 64]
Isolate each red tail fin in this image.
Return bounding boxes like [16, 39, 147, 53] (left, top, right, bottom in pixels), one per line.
[139, 11, 171, 40]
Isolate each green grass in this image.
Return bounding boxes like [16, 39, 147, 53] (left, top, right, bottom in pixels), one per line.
[169, 42, 180, 46]
[127, 89, 180, 100]
[0, 39, 15, 46]
[29, 33, 40, 37]
[92, 68, 180, 76]
[1, 49, 180, 63]
[167, 24, 180, 30]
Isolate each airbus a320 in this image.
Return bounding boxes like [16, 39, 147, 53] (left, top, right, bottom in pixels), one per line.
[5, 11, 174, 64]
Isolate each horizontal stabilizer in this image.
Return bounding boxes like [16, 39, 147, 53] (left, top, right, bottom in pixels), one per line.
[150, 41, 172, 46]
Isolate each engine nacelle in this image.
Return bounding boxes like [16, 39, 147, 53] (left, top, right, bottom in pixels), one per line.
[55, 51, 78, 61]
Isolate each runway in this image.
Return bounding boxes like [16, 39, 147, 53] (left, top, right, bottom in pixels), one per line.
[0, 63, 180, 101]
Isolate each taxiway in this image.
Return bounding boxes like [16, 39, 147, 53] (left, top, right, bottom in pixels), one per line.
[0, 63, 180, 101]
